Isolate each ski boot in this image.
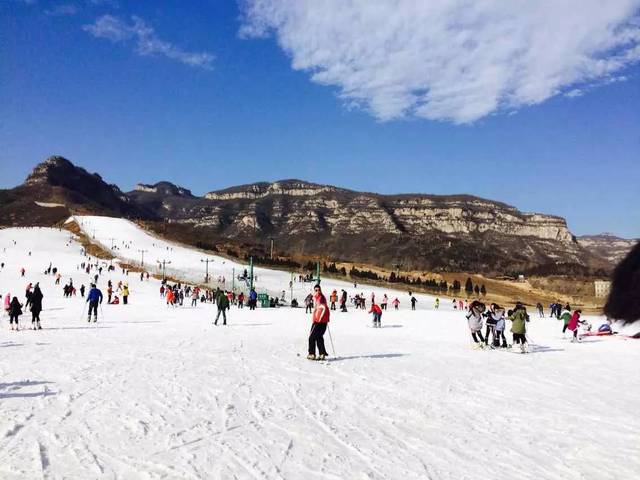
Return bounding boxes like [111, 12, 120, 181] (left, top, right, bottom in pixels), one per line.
[317, 354, 327, 361]
[306, 354, 316, 360]
[37, 322, 42, 330]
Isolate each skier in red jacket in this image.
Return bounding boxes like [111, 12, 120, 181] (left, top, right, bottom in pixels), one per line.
[308, 284, 330, 360]
[369, 302, 382, 328]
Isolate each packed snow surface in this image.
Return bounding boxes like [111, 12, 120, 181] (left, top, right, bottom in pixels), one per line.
[1, 221, 639, 480]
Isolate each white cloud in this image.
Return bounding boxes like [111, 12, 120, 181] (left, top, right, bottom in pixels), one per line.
[240, 0, 640, 123]
[84, 15, 214, 69]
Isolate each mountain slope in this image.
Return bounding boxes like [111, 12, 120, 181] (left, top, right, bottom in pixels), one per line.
[0, 156, 627, 275]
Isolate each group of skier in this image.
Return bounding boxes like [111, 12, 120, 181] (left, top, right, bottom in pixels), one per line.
[4, 282, 44, 330]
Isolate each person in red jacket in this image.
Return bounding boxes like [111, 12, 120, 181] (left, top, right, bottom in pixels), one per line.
[308, 284, 330, 360]
[567, 309, 583, 342]
[369, 302, 382, 328]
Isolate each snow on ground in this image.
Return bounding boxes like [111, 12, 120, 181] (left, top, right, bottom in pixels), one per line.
[0, 224, 639, 480]
[73, 215, 430, 306]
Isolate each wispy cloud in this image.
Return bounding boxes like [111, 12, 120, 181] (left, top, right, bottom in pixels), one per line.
[84, 15, 214, 69]
[45, 4, 79, 16]
[240, 0, 640, 124]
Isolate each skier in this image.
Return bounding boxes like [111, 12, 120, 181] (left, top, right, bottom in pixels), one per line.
[340, 289, 348, 312]
[214, 290, 230, 326]
[304, 293, 314, 314]
[86, 283, 103, 322]
[249, 288, 258, 310]
[567, 309, 583, 342]
[483, 303, 503, 347]
[410, 296, 417, 310]
[381, 294, 388, 310]
[452, 299, 457, 310]
[329, 290, 338, 311]
[536, 302, 544, 318]
[392, 298, 400, 310]
[30, 283, 43, 330]
[494, 308, 508, 348]
[369, 302, 382, 328]
[307, 284, 330, 360]
[466, 300, 485, 345]
[4, 292, 11, 314]
[191, 289, 198, 307]
[237, 291, 245, 308]
[434, 298, 439, 310]
[508, 302, 530, 353]
[560, 305, 572, 335]
[122, 283, 129, 305]
[8, 296, 22, 331]
[80, 284, 85, 298]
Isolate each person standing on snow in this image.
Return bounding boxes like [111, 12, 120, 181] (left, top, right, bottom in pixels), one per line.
[560, 305, 572, 335]
[381, 294, 388, 310]
[392, 298, 400, 310]
[410, 296, 417, 310]
[466, 300, 486, 345]
[304, 293, 314, 314]
[434, 298, 440, 310]
[566, 309, 583, 342]
[308, 284, 330, 360]
[249, 288, 258, 310]
[29, 283, 44, 330]
[86, 283, 103, 322]
[340, 289, 348, 312]
[122, 283, 129, 305]
[329, 290, 338, 311]
[508, 302, 530, 353]
[369, 302, 382, 328]
[214, 290, 230, 326]
[8, 296, 23, 331]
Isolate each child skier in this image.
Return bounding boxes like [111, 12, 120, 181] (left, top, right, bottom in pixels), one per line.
[494, 308, 508, 348]
[308, 284, 330, 360]
[567, 310, 583, 342]
[8, 296, 22, 330]
[369, 302, 382, 328]
[466, 300, 486, 346]
[508, 302, 530, 353]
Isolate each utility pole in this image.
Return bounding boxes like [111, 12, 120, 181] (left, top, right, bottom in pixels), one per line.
[200, 258, 214, 283]
[157, 259, 171, 280]
[108, 237, 116, 250]
[315, 261, 321, 284]
[232, 267, 236, 293]
[270, 238, 274, 260]
[138, 249, 148, 267]
[290, 271, 294, 301]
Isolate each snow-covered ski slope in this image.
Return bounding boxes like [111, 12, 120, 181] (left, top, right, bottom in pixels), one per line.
[73, 215, 432, 305]
[1, 223, 639, 480]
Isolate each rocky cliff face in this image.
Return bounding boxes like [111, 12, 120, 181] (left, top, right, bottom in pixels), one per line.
[577, 234, 637, 264]
[0, 157, 621, 274]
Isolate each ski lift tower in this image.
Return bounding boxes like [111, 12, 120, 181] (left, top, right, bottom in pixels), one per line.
[314, 261, 321, 284]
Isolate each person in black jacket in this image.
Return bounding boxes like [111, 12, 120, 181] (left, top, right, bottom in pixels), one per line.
[9, 296, 23, 330]
[30, 283, 43, 330]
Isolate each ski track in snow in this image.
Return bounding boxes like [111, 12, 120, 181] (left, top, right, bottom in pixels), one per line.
[0, 221, 638, 479]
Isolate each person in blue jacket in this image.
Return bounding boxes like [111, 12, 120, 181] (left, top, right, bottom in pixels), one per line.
[86, 283, 103, 322]
[249, 288, 258, 311]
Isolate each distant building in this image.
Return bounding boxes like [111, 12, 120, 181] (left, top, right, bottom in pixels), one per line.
[517, 274, 525, 283]
[594, 280, 611, 298]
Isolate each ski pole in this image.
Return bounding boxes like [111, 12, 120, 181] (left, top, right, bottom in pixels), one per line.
[327, 324, 336, 357]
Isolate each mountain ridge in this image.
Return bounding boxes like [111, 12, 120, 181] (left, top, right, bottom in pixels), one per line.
[0, 156, 632, 275]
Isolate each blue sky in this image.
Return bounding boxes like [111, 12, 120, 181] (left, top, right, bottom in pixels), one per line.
[1, 0, 639, 238]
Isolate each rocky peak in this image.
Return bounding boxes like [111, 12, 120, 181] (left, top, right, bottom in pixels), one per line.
[205, 179, 343, 200]
[135, 182, 193, 197]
